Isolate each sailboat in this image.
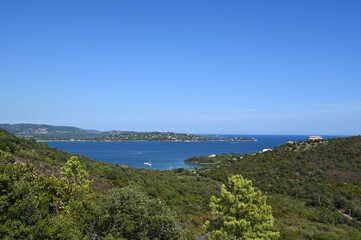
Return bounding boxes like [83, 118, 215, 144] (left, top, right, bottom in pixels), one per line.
[144, 158, 152, 166]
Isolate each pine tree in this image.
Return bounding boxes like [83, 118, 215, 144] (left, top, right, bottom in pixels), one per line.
[61, 156, 92, 190]
[204, 174, 280, 240]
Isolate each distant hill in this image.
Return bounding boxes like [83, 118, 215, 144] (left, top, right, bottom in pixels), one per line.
[0, 123, 99, 137]
[0, 123, 254, 141]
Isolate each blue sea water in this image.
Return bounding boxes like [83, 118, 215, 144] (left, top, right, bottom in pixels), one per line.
[46, 135, 346, 170]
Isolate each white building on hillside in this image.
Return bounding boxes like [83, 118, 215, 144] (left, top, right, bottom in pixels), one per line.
[308, 136, 323, 140]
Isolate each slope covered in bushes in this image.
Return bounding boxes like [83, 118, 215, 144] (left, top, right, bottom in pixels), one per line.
[1, 128, 360, 239]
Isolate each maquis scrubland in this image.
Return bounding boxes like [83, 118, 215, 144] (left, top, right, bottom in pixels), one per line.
[0, 128, 360, 239]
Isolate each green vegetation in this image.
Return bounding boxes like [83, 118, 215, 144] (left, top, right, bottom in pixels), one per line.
[198, 137, 361, 239]
[204, 174, 280, 240]
[0, 128, 218, 238]
[185, 152, 242, 165]
[0, 153, 184, 239]
[98, 186, 184, 239]
[0, 128, 360, 239]
[0, 123, 255, 141]
[0, 123, 96, 136]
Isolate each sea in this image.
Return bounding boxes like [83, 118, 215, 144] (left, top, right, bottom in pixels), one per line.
[46, 135, 346, 170]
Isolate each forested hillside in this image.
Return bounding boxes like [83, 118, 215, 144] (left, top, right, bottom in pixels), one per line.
[0, 123, 96, 136]
[0, 128, 360, 239]
[198, 137, 361, 239]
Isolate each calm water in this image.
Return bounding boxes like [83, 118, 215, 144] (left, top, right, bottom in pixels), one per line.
[46, 135, 345, 170]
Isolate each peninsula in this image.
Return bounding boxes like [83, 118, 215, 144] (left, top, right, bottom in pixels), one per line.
[0, 123, 255, 142]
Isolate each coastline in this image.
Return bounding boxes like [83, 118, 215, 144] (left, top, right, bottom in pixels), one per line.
[38, 139, 258, 143]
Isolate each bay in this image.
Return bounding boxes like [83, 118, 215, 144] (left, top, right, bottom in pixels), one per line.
[46, 134, 346, 170]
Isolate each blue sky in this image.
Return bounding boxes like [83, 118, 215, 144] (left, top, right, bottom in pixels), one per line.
[1, 0, 360, 134]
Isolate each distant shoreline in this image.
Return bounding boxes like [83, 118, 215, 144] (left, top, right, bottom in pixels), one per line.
[39, 139, 258, 143]
[1, 123, 258, 142]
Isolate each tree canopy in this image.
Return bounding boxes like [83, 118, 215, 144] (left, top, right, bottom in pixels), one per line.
[0, 152, 184, 239]
[204, 174, 280, 240]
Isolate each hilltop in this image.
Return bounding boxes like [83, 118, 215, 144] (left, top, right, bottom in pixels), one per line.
[0, 123, 254, 141]
[0, 123, 98, 136]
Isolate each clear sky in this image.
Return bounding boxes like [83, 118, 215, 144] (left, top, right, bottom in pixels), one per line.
[1, 0, 360, 135]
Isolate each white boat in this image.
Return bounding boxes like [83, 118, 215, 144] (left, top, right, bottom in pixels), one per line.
[144, 158, 152, 166]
